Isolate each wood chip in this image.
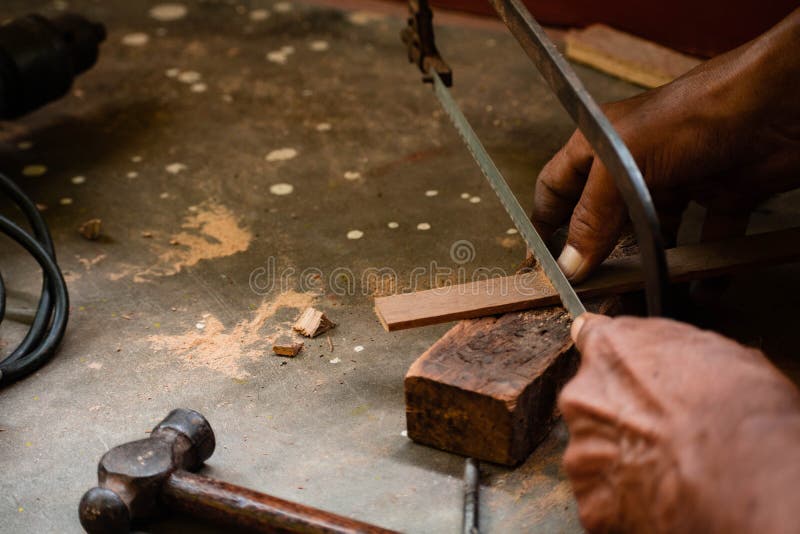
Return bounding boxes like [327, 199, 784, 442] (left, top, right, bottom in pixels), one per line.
[293, 307, 336, 338]
[78, 218, 102, 240]
[272, 336, 303, 357]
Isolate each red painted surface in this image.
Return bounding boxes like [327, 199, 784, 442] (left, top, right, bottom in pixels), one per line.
[392, 1, 797, 57]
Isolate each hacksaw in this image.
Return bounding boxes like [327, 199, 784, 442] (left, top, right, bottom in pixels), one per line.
[401, 0, 670, 318]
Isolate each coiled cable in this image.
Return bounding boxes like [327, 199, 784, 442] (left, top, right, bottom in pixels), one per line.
[0, 172, 69, 386]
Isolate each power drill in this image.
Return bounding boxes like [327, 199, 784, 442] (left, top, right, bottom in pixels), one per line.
[0, 12, 105, 118]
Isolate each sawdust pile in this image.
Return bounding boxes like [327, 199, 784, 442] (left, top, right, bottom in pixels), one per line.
[148, 290, 315, 379]
[111, 201, 252, 282]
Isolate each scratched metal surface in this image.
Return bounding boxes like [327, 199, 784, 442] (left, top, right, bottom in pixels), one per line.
[0, 1, 797, 533]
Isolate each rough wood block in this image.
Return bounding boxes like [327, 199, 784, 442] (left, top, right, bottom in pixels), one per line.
[405, 307, 574, 465]
[405, 299, 617, 465]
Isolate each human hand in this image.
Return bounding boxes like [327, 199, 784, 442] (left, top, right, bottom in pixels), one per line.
[559, 313, 800, 533]
[533, 9, 800, 282]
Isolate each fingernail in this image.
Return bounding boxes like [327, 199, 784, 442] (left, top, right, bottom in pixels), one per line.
[570, 314, 586, 341]
[558, 245, 585, 281]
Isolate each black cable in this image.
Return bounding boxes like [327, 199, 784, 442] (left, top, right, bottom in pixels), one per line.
[0, 172, 69, 386]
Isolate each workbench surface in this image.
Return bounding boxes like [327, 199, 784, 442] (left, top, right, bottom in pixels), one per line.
[1, 1, 798, 532]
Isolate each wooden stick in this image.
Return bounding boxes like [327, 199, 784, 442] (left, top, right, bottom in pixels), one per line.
[565, 24, 701, 88]
[376, 228, 800, 331]
[163, 470, 397, 533]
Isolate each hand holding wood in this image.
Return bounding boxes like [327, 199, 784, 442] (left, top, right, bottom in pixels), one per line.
[560, 314, 800, 533]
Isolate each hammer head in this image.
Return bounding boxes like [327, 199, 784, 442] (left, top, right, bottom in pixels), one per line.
[79, 408, 215, 533]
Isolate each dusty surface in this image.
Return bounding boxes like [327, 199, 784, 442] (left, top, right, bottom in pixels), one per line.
[0, 1, 797, 533]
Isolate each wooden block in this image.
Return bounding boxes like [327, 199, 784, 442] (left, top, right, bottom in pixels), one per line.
[377, 228, 800, 331]
[272, 337, 303, 357]
[405, 299, 617, 465]
[293, 307, 336, 338]
[565, 24, 701, 88]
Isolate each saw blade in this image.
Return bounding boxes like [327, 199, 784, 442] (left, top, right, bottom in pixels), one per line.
[430, 70, 586, 318]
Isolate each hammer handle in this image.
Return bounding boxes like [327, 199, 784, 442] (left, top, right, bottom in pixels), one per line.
[162, 470, 398, 534]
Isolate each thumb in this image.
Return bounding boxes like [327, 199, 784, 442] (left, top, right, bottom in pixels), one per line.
[558, 161, 627, 283]
[570, 312, 610, 345]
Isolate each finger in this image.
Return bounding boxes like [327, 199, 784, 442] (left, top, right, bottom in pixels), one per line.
[563, 432, 620, 478]
[571, 312, 612, 349]
[700, 200, 751, 242]
[692, 200, 752, 303]
[654, 193, 689, 248]
[558, 161, 627, 282]
[531, 131, 594, 241]
[572, 482, 618, 534]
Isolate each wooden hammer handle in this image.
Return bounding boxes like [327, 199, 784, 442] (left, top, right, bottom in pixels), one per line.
[162, 470, 398, 534]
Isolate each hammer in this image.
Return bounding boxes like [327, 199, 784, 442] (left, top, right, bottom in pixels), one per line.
[79, 409, 397, 533]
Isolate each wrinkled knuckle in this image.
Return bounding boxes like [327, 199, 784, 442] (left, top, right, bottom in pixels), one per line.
[571, 202, 607, 241]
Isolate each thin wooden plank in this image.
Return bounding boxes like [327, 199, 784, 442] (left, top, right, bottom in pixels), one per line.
[376, 228, 800, 331]
[565, 24, 701, 88]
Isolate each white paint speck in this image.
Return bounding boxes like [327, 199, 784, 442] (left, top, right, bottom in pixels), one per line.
[315, 122, 331, 132]
[269, 183, 294, 195]
[417, 223, 431, 231]
[354, 345, 364, 352]
[506, 228, 518, 235]
[59, 197, 73, 206]
[165, 68, 180, 78]
[387, 222, 399, 229]
[88, 362, 103, 370]
[309, 40, 329, 52]
[17, 141, 33, 150]
[344, 171, 361, 181]
[22, 164, 47, 177]
[190, 82, 207, 93]
[267, 51, 289, 64]
[273, 2, 292, 13]
[127, 171, 139, 179]
[177, 71, 201, 84]
[159, 192, 170, 199]
[425, 190, 438, 197]
[70, 175, 86, 185]
[195, 322, 206, 330]
[165, 163, 187, 174]
[149, 3, 188, 22]
[469, 196, 481, 204]
[122, 32, 150, 47]
[265, 148, 297, 162]
[348, 11, 385, 25]
[460, 192, 470, 199]
[401, 430, 408, 437]
[249, 9, 270, 21]
[329, 357, 341, 364]
[347, 230, 364, 240]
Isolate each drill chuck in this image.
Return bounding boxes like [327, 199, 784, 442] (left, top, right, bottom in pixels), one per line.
[0, 13, 105, 119]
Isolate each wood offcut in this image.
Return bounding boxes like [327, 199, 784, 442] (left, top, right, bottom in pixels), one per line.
[293, 307, 336, 338]
[272, 337, 303, 357]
